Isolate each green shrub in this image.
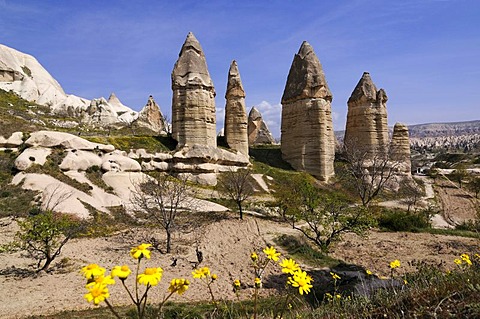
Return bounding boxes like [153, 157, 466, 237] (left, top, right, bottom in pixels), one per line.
[378, 209, 431, 232]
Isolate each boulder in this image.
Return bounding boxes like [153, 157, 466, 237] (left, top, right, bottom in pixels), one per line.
[14, 147, 51, 170]
[280, 41, 335, 181]
[224, 60, 249, 156]
[173, 144, 249, 166]
[247, 107, 275, 145]
[59, 150, 103, 171]
[0, 131, 24, 147]
[344, 72, 389, 156]
[25, 130, 115, 152]
[102, 151, 142, 172]
[171, 32, 217, 148]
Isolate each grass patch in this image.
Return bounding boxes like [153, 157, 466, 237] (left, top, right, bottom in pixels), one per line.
[85, 135, 175, 153]
[274, 234, 341, 268]
[85, 166, 114, 193]
[249, 146, 293, 171]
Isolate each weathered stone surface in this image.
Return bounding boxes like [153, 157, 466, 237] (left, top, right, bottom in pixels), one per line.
[14, 147, 51, 170]
[102, 151, 142, 172]
[0, 132, 24, 147]
[25, 131, 115, 152]
[344, 72, 389, 156]
[248, 107, 275, 145]
[280, 41, 335, 181]
[224, 60, 249, 155]
[391, 123, 412, 175]
[171, 32, 216, 147]
[173, 144, 249, 166]
[132, 95, 168, 133]
[59, 150, 103, 171]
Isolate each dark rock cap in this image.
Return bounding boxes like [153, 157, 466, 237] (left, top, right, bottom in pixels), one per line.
[281, 41, 332, 103]
[172, 32, 214, 89]
[348, 72, 388, 104]
[225, 60, 245, 98]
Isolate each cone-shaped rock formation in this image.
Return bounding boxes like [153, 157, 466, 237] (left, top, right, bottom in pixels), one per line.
[224, 60, 248, 155]
[248, 107, 275, 145]
[171, 32, 216, 147]
[391, 123, 412, 176]
[344, 72, 389, 156]
[280, 41, 335, 181]
[133, 95, 168, 134]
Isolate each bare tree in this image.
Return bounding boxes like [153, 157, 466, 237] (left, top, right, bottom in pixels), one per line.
[467, 175, 480, 199]
[338, 143, 400, 207]
[131, 173, 194, 253]
[399, 179, 424, 212]
[217, 168, 254, 220]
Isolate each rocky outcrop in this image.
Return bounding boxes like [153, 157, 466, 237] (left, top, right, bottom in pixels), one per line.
[132, 95, 168, 134]
[248, 107, 275, 145]
[344, 72, 389, 156]
[391, 123, 411, 175]
[24, 130, 115, 151]
[171, 32, 216, 148]
[224, 60, 248, 155]
[280, 41, 335, 181]
[83, 94, 137, 125]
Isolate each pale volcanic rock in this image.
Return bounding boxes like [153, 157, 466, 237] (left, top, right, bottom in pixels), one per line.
[280, 41, 335, 181]
[224, 60, 249, 155]
[391, 123, 412, 175]
[0, 131, 24, 147]
[171, 32, 217, 147]
[172, 144, 249, 166]
[247, 107, 275, 145]
[344, 72, 389, 156]
[101, 151, 142, 172]
[132, 95, 168, 133]
[59, 150, 103, 171]
[14, 147, 51, 170]
[25, 131, 115, 152]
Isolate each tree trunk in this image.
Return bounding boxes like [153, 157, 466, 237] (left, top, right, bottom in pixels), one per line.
[166, 230, 171, 253]
[238, 202, 243, 220]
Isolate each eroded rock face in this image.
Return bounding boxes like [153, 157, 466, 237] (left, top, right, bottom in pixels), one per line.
[247, 107, 275, 145]
[171, 32, 216, 148]
[280, 41, 335, 181]
[344, 72, 389, 156]
[133, 95, 168, 134]
[391, 123, 412, 175]
[224, 60, 248, 155]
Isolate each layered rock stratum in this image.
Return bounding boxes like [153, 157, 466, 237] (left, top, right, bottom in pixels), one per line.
[344, 72, 389, 156]
[280, 41, 335, 181]
[224, 60, 248, 155]
[132, 95, 168, 134]
[391, 123, 412, 175]
[247, 107, 275, 145]
[171, 32, 216, 148]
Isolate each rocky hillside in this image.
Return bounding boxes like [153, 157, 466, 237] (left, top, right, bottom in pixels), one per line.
[408, 120, 480, 138]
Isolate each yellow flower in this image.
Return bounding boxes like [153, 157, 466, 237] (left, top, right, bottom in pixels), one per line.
[251, 252, 258, 261]
[192, 267, 211, 279]
[84, 283, 110, 305]
[137, 267, 163, 286]
[211, 274, 218, 280]
[403, 279, 408, 285]
[254, 277, 262, 288]
[461, 254, 472, 266]
[233, 279, 241, 291]
[389, 259, 401, 269]
[263, 246, 280, 262]
[87, 275, 115, 287]
[335, 294, 341, 300]
[81, 264, 106, 279]
[454, 258, 463, 265]
[288, 270, 313, 295]
[280, 258, 300, 275]
[130, 243, 152, 260]
[330, 272, 341, 280]
[366, 269, 372, 275]
[475, 253, 480, 260]
[111, 265, 132, 280]
[168, 278, 190, 295]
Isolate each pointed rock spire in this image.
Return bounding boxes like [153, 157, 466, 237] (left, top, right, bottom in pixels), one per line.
[248, 107, 275, 145]
[224, 60, 248, 156]
[344, 72, 389, 155]
[280, 41, 335, 181]
[133, 95, 167, 134]
[107, 92, 121, 106]
[281, 41, 332, 104]
[171, 32, 216, 148]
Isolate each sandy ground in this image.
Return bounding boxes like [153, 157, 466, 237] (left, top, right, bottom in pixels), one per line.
[1, 177, 479, 319]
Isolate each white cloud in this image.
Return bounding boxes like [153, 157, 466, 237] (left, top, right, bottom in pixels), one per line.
[250, 101, 282, 139]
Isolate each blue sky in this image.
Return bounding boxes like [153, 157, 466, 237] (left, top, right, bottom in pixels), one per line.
[1, 0, 479, 137]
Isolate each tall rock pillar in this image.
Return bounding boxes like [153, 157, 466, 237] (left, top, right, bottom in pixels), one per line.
[280, 41, 335, 181]
[344, 72, 389, 156]
[171, 32, 216, 148]
[224, 60, 248, 156]
[391, 123, 412, 176]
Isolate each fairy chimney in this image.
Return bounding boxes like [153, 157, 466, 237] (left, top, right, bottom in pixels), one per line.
[133, 95, 168, 134]
[224, 60, 248, 155]
[280, 41, 335, 181]
[171, 32, 216, 148]
[344, 72, 389, 156]
[248, 107, 275, 145]
[391, 122, 412, 176]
